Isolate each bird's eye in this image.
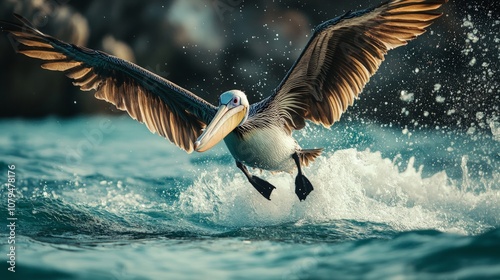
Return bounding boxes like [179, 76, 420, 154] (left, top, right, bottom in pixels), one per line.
[233, 97, 239, 104]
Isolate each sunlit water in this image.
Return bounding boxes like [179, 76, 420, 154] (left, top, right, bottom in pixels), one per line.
[1, 117, 499, 279]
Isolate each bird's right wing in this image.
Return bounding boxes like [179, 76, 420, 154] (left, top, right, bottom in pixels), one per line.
[1, 14, 217, 153]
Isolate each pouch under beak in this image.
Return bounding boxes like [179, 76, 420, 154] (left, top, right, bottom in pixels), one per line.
[194, 105, 247, 152]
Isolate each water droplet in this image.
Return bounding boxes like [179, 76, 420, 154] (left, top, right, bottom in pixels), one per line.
[433, 83, 442, 92]
[400, 90, 414, 102]
[469, 57, 477, 66]
[435, 96, 446, 103]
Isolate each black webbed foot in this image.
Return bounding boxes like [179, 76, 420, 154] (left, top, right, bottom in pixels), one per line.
[295, 174, 314, 201]
[292, 152, 314, 201]
[248, 175, 276, 200]
[236, 161, 276, 200]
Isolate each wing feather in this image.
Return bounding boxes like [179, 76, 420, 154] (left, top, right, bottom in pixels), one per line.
[2, 14, 217, 153]
[41, 61, 83, 71]
[253, 0, 446, 132]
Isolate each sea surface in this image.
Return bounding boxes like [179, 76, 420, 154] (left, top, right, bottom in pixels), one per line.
[1, 116, 499, 280]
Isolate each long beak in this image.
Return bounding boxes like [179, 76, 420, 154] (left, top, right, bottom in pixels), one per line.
[194, 104, 247, 152]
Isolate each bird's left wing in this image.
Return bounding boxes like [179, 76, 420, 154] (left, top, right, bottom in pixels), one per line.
[1, 14, 217, 153]
[251, 0, 447, 132]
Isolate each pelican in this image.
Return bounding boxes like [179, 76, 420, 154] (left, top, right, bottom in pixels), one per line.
[1, 0, 446, 201]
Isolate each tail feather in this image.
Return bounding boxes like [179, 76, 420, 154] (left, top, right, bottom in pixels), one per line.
[297, 148, 323, 167]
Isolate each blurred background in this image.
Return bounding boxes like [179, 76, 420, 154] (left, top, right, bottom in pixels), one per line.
[0, 0, 498, 132]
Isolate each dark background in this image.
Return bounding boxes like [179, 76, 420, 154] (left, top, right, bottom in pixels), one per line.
[0, 0, 498, 132]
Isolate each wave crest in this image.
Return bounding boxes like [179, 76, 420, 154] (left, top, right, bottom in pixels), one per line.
[177, 149, 500, 234]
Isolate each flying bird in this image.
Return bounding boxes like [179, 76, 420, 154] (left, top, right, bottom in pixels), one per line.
[1, 0, 447, 201]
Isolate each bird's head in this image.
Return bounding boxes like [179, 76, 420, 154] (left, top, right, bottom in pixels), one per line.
[194, 90, 249, 152]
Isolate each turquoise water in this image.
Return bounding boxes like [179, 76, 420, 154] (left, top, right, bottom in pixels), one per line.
[1, 117, 499, 279]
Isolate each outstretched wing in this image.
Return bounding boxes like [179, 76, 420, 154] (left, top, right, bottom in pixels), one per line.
[252, 0, 447, 132]
[1, 14, 217, 153]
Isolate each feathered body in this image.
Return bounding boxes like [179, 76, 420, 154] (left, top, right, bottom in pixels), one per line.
[1, 0, 447, 200]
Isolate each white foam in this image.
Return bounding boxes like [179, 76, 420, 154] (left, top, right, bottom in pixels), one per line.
[177, 149, 500, 234]
[489, 117, 500, 142]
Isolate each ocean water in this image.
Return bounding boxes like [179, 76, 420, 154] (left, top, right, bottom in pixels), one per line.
[0, 116, 499, 280]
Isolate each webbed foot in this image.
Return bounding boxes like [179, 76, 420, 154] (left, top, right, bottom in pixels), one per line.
[292, 152, 314, 201]
[295, 174, 314, 201]
[249, 175, 276, 200]
[236, 161, 276, 200]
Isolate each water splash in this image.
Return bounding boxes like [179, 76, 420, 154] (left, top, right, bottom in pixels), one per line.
[177, 149, 500, 234]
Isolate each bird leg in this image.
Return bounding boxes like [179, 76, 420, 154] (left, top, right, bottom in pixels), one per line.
[292, 152, 314, 201]
[236, 161, 276, 200]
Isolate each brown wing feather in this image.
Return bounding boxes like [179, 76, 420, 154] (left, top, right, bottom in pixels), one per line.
[297, 148, 324, 167]
[2, 15, 217, 153]
[264, 0, 447, 132]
